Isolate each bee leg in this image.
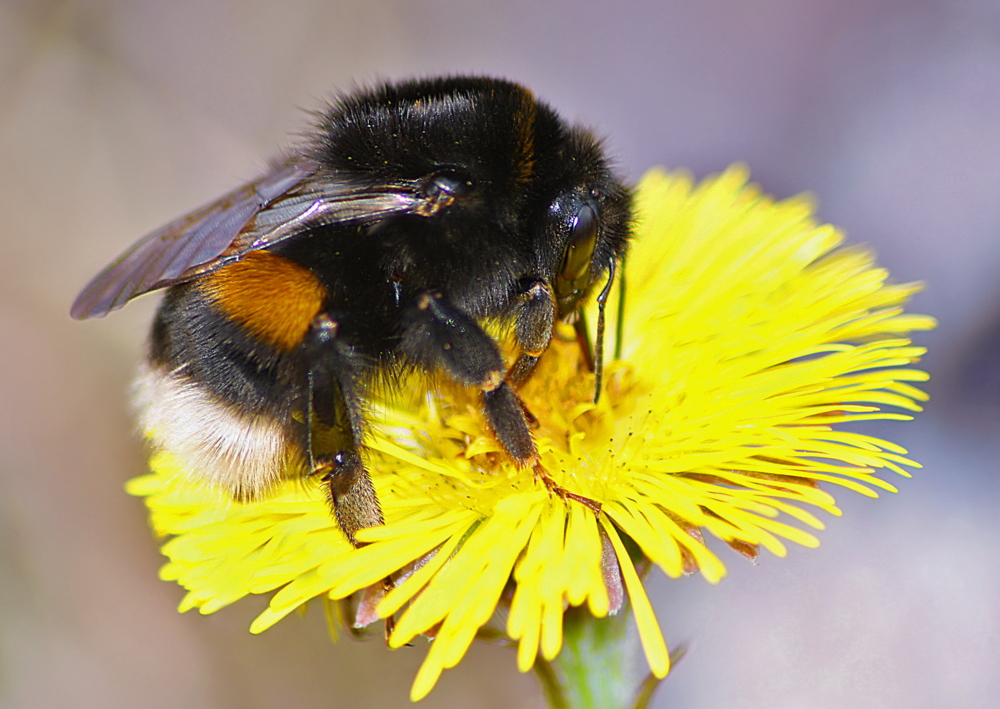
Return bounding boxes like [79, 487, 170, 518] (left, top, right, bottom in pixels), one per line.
[507, 282, 603, 514]
[482, 381, 537, 463]
[402, 292, 536, 464]
[304, 315, 383, 547]
[533, 462, 602, 514]
[402, 293, 599, 511]
[403, 292, 506, 389]
[506, 279, 556, 389]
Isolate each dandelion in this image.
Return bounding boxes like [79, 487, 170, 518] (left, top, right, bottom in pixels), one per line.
[128, 164, 934, 703]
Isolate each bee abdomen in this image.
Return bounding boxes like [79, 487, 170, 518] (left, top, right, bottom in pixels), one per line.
[134, 364, 301, 500]
[201, 250, 327, 352]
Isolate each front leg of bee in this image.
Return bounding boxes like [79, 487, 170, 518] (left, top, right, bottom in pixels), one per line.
[304, 314, 383, 547]
[506, 279, 556, 389]
[401, 292, 537, 464]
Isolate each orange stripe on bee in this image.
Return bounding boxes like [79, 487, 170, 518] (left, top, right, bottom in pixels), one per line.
[202, 251, 326, 350]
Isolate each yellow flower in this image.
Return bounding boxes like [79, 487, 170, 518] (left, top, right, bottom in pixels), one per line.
[128, 165, 935, 701]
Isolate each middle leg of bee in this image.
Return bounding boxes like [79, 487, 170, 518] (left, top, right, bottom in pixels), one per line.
[400, 291, 600, 514]
[304, 314, 383, 547]
[402, 291, 537, 464]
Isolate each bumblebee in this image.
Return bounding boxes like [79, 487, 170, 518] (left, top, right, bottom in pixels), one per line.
[73, 76, 631, 546]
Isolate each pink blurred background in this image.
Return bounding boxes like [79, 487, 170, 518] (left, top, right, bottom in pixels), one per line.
[2, 1, 998, 707]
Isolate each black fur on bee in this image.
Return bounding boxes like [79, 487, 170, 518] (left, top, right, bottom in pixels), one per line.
[74, 76, 632, 546]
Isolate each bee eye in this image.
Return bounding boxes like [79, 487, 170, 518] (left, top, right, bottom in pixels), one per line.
[559, 204, 598, 282]
[424, 169, 475, 200]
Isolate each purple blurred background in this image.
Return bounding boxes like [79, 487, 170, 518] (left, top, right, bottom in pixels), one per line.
[2, 1, 998, 707]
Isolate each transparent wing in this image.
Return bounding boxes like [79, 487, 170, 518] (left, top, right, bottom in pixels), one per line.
[71, 158, 422, 319]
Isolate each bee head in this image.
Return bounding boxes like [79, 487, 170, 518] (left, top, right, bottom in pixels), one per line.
[541, 131, 631, 321]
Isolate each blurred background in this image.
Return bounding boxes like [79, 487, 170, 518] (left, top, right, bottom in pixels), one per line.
[2, 1, 998, 707]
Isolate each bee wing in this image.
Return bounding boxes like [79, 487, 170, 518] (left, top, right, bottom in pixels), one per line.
[71, 158, 422, 319]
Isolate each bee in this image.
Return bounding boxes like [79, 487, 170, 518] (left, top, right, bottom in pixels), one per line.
[72, 76, 631, 546]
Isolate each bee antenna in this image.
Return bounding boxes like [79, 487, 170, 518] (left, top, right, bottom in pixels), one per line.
[614, 261, 626, 362]
[593, 257, 616, 404]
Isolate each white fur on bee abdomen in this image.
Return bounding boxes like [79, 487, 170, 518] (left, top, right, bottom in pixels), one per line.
[133, 364, 295, 500]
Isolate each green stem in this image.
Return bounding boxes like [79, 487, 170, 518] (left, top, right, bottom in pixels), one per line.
[533, 604, 666, 709]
